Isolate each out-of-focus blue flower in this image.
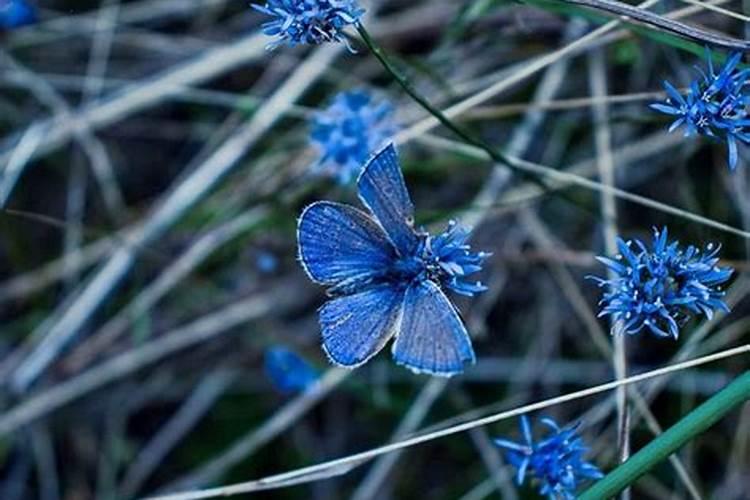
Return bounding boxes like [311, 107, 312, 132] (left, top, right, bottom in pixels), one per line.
[264, 347, 319, 393]
[252, 0, 364, 50]
[651, 50, 750, 170]
[310, 90, 398, 184]
[256, 250, 279, 274]
[0, 0, 37, 29]
[591, 227, 733, 339]
[494, 416, 603, 500]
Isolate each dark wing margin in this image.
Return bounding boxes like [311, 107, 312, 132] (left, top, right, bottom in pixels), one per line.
[319, 285, 405, 368]
[392, 280, 475, 376]
[298, 201, 396, 288]
[357, 143, 419, 256]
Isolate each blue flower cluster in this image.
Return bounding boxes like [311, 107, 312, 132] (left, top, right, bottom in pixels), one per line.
[418, 220, 490, 297]
[387, 220, 489, 297]
[494, 416, 603, 500]
[0, 0, 36, 29]
[252, 0, 364, 50]
[310, 90, 398, 184]
[591, 227, 732, 339]
[651, 51, 750, 170]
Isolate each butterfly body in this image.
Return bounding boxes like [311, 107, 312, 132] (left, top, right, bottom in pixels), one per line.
[297, 144, 488, 376]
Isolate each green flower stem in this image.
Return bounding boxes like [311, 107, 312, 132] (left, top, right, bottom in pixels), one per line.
[355, 25, 549, 192]
[580, 370, 750, 499]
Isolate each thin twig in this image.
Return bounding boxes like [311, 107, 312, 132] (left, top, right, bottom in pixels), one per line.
[145, 345, 750, 500]
[159, 368, 350, 493]
[421, 135, 750, 240]
[9, 46, 343, 393]
[0, 287, 296, 436]
[558, 0, 750, 50]
[588, 47, 630, 499]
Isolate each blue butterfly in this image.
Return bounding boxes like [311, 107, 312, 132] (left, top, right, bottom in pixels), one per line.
[264, 346, 319, 393]
[297, 143, 489, 376]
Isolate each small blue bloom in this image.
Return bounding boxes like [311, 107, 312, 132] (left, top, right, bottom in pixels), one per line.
[494, 416, 603, 500]
[256, 250, 279, 274]
[0, 0, 36, 29]
[310, 90, 398, 184]
[298, 144, 487, 376]
[651, 50, 750, 170]
[264, 347, 319, 393]
[591, 227, 733, 339]
[415, 220, 490, 297]
[252, 0, 364, 50]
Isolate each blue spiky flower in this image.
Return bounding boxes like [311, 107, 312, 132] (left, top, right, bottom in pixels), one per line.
[651, 50, 750, 170]
[364, 218, 489, 298]
[310, 90, 398, 184]
[494, 416, 603, 500]
[0, 0, 36, 29]
[252, 0, 364, 50]
[419, 220, 490, 296]
[264, 347, 319, 393]
[591, 227, 733, 339]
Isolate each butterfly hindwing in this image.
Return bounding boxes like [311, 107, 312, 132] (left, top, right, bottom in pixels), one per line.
[298, 201, 396, 288]
[357, 144, 420, 256]
[392, 280, 475, 376]
[320, 285, 404, 368]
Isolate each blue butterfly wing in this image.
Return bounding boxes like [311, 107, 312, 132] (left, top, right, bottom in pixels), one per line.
[392, 280, 475, 376]
[298, 201, 396, 289]
[357, 144, 420, 256]
[320, 285, 404, 368]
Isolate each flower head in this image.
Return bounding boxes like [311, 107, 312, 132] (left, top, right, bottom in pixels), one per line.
[253, 0, 364, 50]
[256, 250, 279, 274]
[310, 90, 398, 184]
[591, 227, 733, 339]
[264, 347, 319, 393]
[394, 220, 491, 297]
[0, 0, 36, 29]
[651, 50, 750, 169]
[494, 416, 603, 500]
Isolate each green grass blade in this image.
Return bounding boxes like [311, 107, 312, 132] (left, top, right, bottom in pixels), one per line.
[580, 371, 750, 499]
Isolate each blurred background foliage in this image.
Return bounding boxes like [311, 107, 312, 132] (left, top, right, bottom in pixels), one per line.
[0, 0, 748, 499]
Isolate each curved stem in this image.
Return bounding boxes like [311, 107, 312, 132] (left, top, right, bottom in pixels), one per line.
[580, 371, 750, 499]
[355, 24, 551, 193]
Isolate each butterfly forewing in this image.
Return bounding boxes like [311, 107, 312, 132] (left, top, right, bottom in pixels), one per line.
[357, 144, 420, 256]
[320, 285, 405, 367]
[392, 280, 475, 376]
[298, 201, 396, 288]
